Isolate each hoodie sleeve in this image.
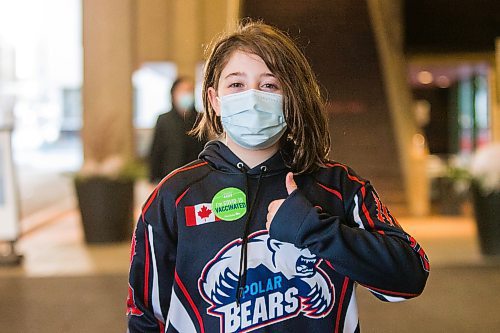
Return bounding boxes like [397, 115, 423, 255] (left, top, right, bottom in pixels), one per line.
[269, 183, 430, 302]
[127, 186, 177, 332]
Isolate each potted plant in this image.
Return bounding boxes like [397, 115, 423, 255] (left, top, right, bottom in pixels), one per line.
[468, 143, 500, 256]
[74, 155, 145, 244]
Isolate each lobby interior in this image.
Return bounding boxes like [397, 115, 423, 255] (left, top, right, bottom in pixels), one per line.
[1, 1, 500, 332]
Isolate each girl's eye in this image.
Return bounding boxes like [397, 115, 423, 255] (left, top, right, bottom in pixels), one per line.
[262, 83, 280, 90]
[228, 82, 244, 88]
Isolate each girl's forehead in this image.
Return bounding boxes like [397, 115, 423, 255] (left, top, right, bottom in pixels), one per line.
[220, 50, 271, 76]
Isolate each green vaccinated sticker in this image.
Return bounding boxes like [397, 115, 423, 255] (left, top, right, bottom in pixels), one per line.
[211, 187, 247, 221]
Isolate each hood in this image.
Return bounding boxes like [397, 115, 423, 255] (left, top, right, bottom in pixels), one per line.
[199, 140, 288, 176]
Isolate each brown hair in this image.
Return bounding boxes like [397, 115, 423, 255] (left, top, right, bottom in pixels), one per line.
[192, 20, 331, 174]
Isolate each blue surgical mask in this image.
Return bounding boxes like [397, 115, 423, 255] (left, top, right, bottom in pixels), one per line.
[219, 89, 287, 150]
[176, 93, 195, 110]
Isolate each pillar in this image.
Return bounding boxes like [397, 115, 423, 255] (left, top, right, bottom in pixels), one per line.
[82, 0, 135, 162]
[135, 0, 173, 65]
[492, 38, 500, 142]
[135, 0, 240, 76]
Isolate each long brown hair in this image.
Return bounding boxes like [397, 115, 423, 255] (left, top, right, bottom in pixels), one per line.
[192, 20, 331, 174]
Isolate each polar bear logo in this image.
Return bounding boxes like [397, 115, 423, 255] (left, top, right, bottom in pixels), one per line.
[199, 231, 334, 320]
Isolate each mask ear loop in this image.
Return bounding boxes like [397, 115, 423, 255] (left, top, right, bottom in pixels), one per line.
[216, 95, 231, 146]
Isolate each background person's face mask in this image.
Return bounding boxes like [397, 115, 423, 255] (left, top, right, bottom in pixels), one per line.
[219, 89, 287, 150]
[176, 93, 195, 110]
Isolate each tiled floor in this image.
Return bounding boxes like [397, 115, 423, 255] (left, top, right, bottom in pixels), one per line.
[0, 180, 153, 278]
[1, 211, 129, 277]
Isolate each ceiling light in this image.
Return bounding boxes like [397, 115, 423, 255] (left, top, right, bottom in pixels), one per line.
[417, 71, 433, 85]
[436, 75, 450, 88]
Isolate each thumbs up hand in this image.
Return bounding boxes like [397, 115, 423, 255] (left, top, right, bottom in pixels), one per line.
[284, 171, 298, 194]
[266, 172, 297, 231]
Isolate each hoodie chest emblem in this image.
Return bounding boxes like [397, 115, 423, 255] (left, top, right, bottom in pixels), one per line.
[212, 187, 247, 221]
[199, 231, 334, 333]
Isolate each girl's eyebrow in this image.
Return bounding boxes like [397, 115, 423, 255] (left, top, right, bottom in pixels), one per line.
[223, 72, 276, 79]
[261, 73, 276, 78]
[223, 72, 246, 79]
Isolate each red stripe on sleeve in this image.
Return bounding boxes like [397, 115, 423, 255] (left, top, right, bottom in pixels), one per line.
[326, 163, 365, 185]
[129, 229, 137, 263]
[325, 260, 335, 271]
[158, 320, 165, 333]
[335, 277, 350, 333]
[176, 188, 190, 207]
[361, 283, 420, 298]
[360, 186, 380, 232]
[143, 225, 150, 307]
[158, 162, 208, 188]
[317, 182, 343, 200]
[142, 162, 208, 220]
[174, 271, 205, 333]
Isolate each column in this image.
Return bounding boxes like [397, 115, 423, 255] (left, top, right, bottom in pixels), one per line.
[493, 38, 500, 142]
[82, 0, 135, 162]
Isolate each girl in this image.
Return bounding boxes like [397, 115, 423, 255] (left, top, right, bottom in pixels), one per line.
[127, 21, 429, 333]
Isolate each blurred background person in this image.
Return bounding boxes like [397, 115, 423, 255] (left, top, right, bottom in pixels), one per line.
[148, 77, 205, 184]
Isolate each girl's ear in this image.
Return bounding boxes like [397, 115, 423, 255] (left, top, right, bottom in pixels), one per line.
[207, 87, 221, 116]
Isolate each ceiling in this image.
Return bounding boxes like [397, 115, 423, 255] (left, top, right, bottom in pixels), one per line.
[404, 0, 500, 54]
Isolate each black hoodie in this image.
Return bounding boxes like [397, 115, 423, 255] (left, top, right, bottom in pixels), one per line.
[127, 140, 429, 333]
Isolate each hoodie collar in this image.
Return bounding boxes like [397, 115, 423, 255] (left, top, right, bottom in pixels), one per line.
[199, 140, 288, 176]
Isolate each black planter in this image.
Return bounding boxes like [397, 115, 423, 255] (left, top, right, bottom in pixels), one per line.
[435, 177, 466, 215]
[75, 178, 134, 243]
[472, 185, 500, 256]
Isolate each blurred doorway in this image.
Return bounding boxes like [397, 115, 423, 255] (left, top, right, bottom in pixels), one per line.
[0, 0, 82, 219]
[408, 60, 494, 215]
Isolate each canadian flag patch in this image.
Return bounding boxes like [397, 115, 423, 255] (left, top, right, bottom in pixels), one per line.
[185, 203, 221, 226]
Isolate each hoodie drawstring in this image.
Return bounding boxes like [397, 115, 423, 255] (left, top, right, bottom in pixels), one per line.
[235, 164, 267, 305]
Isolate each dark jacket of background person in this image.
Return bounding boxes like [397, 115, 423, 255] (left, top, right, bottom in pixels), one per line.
[148, 108, 205, 183]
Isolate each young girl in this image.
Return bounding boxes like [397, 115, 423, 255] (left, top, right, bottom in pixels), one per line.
[127, 21, 429, 333]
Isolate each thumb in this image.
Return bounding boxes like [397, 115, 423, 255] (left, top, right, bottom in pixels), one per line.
[285, 172, 298, 195]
